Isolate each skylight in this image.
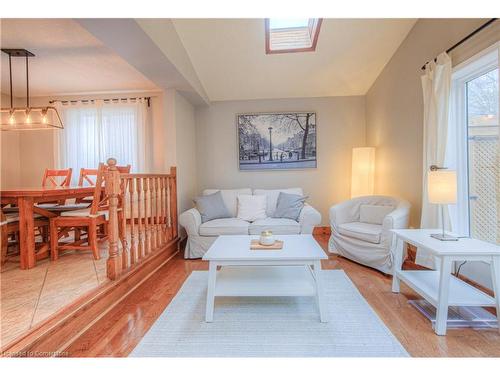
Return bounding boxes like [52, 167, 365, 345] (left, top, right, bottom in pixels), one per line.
[265, 18, 322, 54]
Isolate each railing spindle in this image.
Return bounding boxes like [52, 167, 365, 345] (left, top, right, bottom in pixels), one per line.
[120, 177, 129, 270]
[137, 177, 144, 260]
[129, 178, 137, 265]
[144, 177, 152, 255]
[155, 177, 161, 248]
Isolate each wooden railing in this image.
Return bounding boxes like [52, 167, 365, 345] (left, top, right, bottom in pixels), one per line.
[105, 158, 178, 280]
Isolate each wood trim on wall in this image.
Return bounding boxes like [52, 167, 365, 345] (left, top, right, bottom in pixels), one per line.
[1, 239, 179, 357]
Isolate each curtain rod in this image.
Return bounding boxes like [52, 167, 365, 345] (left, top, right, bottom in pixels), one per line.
[421, 18, 498, 71]
[49, 96, 151, 107]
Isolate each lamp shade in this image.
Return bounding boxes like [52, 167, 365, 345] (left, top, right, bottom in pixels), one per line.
[351, 147, 375, 198]
[427, 170, 457, 204]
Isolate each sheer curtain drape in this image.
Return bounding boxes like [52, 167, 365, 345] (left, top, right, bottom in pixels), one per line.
[418, 52, 452, 268]
[56, 99, 148, 183]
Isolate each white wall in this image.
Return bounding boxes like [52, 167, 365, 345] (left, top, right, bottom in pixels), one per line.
[194, 96, 366, 224]
[174, 92, 198, 215]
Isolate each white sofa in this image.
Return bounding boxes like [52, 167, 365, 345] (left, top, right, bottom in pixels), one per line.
[179, 188, 321, 258]
[328, 195, 410, 274]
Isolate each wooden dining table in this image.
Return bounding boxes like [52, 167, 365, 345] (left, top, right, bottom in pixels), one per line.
[1, 186, 95, 269]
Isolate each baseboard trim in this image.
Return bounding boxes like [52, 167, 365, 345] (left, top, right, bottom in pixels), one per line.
[1, 239, 179, 357]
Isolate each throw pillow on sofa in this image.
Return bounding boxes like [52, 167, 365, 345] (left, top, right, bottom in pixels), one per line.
[236, 194, 267, 222]
[273, 192, 307, 221]
[193, 191, 231, 223]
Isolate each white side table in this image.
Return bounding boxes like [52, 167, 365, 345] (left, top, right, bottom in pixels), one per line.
[391, 229, 500, 336]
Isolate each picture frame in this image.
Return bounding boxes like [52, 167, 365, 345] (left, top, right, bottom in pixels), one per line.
[237, 112, 317, 171]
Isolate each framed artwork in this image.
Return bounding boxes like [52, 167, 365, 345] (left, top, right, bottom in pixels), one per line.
[237, 112, 317, 170]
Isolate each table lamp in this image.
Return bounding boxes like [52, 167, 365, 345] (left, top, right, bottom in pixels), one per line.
[427, 167, 458, 241]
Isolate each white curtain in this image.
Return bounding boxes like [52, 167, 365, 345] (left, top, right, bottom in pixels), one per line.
[418, 52, 452, 268]
[56, 98, 148, 183]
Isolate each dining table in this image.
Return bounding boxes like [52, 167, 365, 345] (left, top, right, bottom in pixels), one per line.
[1, 186, 95, 269]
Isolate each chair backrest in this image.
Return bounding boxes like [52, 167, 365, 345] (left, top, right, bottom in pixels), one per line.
[88, 163, 131, 215]
[89, 163, 108, 215]
[42, 168, 72, 188]
[78, 165, 131, 187]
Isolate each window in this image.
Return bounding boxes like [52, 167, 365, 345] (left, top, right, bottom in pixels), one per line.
[265, 18, 322, 54]
[57, 99, 148, 183]
[449, 43, 499, 244]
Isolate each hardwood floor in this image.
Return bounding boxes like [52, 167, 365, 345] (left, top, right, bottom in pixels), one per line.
[64, 234, 500, 357]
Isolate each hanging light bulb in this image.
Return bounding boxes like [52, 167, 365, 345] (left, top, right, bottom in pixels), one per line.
[41, 108, 48, 124]
[25, 109, 31, 124]
[8, 110, 15, 125]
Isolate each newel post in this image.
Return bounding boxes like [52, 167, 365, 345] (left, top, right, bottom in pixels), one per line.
[170, 167, 178, 239]
[106, 158, 122, 280]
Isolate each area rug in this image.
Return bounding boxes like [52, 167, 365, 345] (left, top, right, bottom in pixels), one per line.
[130, 270, 409, 357]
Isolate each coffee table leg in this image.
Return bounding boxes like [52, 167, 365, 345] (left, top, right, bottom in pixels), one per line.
[205, 261, 217, 322]
[313, 260, 327, 323]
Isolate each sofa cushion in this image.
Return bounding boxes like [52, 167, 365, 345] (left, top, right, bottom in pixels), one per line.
[273, 192, 307, 221]
[194, 191, 231, 223]
[199, 218, 250, 236]
[248, 217, 301, 235]
[253, 188, 304, 217]
[359, 204, 394, 225]
[237, 194, 267, 222]
[203, 188, 252, 217]
[337, 222, 382, 244]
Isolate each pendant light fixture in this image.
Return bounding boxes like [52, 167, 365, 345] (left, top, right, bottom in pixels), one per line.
[1, 49, 63, 130]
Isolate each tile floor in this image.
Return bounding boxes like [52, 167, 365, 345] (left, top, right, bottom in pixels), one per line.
[1, 246, 108, 348]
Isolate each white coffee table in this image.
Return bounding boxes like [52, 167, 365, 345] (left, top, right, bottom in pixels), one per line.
[202, 234, 328, 323]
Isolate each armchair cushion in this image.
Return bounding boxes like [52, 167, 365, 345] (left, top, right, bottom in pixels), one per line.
[337, 222, 382, 244]
[360, 204, 394, 225]
[199, 218, 250, 236]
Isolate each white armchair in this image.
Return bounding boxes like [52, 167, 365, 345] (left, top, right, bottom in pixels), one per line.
[328, 195, 410, 274]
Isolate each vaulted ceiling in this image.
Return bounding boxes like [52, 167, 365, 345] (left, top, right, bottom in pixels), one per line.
[1, 18, 417, 103]
[0, 19, 158, 97]
[173, 18, 417, 101]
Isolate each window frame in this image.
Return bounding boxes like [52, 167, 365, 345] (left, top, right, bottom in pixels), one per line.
[265, 18, 322, 55]
[449, 41, 500, 237]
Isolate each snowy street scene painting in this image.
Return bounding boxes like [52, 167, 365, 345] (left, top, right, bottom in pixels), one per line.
[237, 112, 317, 170]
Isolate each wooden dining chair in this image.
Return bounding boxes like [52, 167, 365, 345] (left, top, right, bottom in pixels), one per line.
[50, 163, 119, 260]
[40, 168, 73, 206]
[42, 168, 73, 188]
[1, 211, 49, 265]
